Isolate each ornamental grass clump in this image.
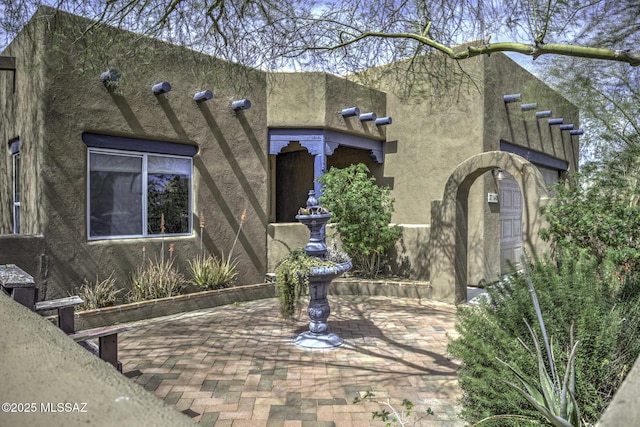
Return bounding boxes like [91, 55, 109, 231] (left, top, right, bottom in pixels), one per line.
[76, 272, 124, 310]
[188, 253, 238, 290]
[189, 209, 244, 290]
[129, 257, 187, 302]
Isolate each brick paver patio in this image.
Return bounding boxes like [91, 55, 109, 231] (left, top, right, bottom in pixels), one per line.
[118, 295, 462, 426]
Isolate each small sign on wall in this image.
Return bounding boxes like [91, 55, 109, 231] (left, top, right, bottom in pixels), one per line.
[487, 193, 499, 204]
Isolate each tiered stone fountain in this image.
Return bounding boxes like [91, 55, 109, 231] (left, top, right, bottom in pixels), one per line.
[293, 190, 352, 348]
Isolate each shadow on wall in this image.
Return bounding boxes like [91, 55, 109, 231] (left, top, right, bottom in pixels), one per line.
[0, 234, 46, 286]
[193, 157, 265, 276]
[388, 225, 431, 280]
[235, 111, 268, 174]
[197, 103, 267, 228]
[43, 152, 106, 299]
[156, 95, 189, 139]
[106, 88, 145, 134]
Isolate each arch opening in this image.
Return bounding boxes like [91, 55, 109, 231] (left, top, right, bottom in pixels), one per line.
[428, 151, 551, 304]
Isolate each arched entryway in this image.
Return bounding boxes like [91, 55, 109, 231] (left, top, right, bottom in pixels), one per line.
[428, 151, 551, 304]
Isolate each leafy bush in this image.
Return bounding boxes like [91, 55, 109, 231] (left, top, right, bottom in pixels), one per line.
[188, 254, 238, 290]
[318, 163, 402, 277]
[541, 146, 640, 272]
[448, 251, 640, 425]
[76, 272, 124, 310]
[129, 257, 187, 302]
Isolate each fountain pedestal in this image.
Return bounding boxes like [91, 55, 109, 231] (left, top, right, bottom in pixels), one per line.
[294, 191, 351, 349]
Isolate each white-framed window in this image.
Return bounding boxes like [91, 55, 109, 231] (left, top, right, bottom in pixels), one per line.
[10, 139, 20, 234]
[86, 141, 194, 240]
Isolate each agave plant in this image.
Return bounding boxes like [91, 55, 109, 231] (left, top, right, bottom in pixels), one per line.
[498, 321, 581, 427]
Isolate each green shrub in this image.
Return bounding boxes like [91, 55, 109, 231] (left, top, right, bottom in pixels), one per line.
[318, 163, 402, 277]
[541, 146, 640, 272]
[189, 254, 238, 290]
[448, 251, 640, 425]
[76, 272, 124, 310]
[129, 257, 187, 302]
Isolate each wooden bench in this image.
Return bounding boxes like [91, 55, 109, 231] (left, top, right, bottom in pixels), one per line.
[35, 295, 84, 333]
[69, 325, 132, 372]
[0, 264, 131, 372]
[0, 264, 37, 309]
[35, 297, 131, 372]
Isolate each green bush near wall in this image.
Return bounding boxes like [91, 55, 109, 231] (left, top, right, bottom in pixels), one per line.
[318, 163, 402, 278]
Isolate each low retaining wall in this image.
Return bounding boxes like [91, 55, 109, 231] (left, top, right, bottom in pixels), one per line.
[267, 223, 431, 281]
[76, 283, 277, 329]
[331, 278, 432, 299]
[74, 280, 433, 328]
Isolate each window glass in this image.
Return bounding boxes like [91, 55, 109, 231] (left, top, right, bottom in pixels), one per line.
[89, 152, 143, 238]
[147, 156, 191, 235]
[88, 149, 192, 239]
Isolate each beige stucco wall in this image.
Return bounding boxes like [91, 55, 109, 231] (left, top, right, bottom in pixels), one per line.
[357, 55, 486, 225]
[478, 53, 579, 283]
[483, 53, 579, 170]
[360, 55, 488, 283]
[0, 12, 47, 236]
[2, 8, 270, 298]
[267, 73, 388, 140]
[358, 53, 577, 286]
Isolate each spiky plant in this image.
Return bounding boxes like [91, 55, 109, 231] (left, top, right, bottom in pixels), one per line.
[76, 272, 124, 310]
[129, 257, 186, 302]
[189, 254, 238, 290]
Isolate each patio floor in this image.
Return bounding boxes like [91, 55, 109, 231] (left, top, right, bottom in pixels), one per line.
[118, 294, 463, 426]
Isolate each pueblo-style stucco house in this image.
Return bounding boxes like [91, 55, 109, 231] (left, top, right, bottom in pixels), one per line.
[0, 7, 579, 303]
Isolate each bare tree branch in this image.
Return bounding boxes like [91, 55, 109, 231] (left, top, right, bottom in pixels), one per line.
[315, 28, 640, 66]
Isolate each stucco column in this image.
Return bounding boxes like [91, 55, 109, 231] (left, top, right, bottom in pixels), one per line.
[428, 199, 458, 303]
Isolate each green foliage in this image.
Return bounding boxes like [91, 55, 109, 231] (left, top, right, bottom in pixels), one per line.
[75, 272, 124, 310]
[129, 257, 187, 302]
[448, 252, 640, 426]
[540, 146, 640, 271]
[318, 163, 402, 277]
[275, 248, 334, 319]
[498, 323, 581, 427]
[188, 254, 238, 290]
